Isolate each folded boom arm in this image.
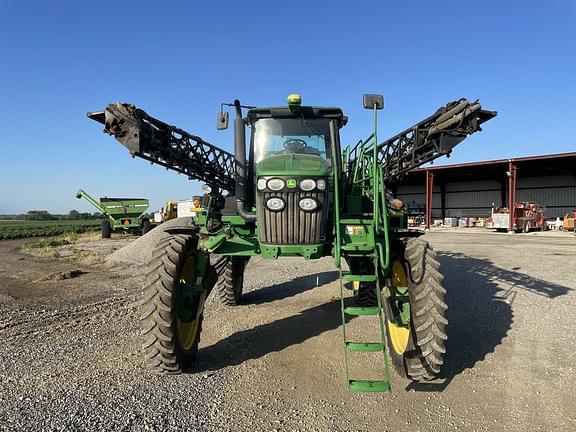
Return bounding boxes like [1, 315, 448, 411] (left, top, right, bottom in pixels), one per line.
[373, 99, 497, 182]
[88, 103, 236, 193]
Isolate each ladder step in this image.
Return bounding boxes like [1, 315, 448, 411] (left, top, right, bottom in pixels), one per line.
[342, 274, 377, 282]
[341, 244, 373, 252]
[340, 219, 373, 225]
[348, 379, 391, 393]
[346, 342, 384, 352]
[343, 306, 380, 316]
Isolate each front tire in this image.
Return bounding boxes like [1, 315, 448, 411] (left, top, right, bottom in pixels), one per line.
[215, 256, 249, 305]
[384, 238, 448, 381]
[141, 233, 211, 374]
[523, 221, 530, 233]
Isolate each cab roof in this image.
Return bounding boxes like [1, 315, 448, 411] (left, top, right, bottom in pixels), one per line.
[247, 106, 347, 127]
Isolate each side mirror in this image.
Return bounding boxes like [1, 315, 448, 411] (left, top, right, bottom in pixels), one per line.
[217, 111, 229, 130]
[363, 94, 384, 110]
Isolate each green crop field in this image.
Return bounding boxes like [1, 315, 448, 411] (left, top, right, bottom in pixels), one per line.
[0, 220, 101, 240]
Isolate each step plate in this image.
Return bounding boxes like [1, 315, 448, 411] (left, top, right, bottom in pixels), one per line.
[343, 306, 380, 316]
[348, 379, 391, 393]
[342, 274, 377, 282]
[345, 342, 384, 352]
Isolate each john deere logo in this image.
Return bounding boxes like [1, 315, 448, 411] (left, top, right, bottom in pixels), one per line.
[286, 179, 297, 188]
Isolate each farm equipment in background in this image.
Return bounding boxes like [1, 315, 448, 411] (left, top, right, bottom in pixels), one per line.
[562, 211, 576, 232]
[176, 196, 204, 219]
[153, 197, 204, 224]
[88, 94, 496, 392]
[406, 202, 425, 227]
[153, 200, 178, 224]
[75, 189, 150, 238]
[489, 201, 547, 233]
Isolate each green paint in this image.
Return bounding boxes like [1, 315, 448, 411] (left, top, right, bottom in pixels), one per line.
[75, 188, 148, 232]
[256, 154, 327, 176]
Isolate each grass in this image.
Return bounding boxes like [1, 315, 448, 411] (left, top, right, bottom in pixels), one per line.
[22, 232, 107, 262]
[74, 251, 105, 265]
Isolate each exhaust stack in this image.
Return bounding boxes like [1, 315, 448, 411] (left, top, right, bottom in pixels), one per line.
[233, 100, 256, 222]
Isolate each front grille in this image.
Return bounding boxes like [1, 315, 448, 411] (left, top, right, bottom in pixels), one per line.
[257, 190, 327, 244]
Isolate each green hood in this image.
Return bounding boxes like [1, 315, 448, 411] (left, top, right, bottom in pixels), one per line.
[256, 154, 328, 176]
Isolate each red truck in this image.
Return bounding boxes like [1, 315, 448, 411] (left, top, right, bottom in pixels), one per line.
[489, 201, 547, 233]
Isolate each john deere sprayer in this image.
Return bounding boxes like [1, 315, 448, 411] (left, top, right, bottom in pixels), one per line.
[88, 94, 496, 392]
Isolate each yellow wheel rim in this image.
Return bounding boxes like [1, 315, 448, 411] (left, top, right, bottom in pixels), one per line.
[177, 256, 206, 351]
[386, 260, 410, 355]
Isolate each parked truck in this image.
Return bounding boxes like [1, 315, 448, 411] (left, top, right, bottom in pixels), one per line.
[490, 201, 547, 233]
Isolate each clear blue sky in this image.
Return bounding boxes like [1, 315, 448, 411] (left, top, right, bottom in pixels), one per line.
[0, 1, 574, 214]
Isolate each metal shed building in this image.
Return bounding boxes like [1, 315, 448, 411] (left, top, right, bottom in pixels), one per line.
[392, 152, 576, 229]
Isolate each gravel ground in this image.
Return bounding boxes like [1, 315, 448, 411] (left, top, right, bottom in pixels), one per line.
[0, 229, 574, 431]
[107, 218, 195, 265]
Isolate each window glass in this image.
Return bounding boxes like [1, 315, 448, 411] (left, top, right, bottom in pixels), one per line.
[253, 118, 331, 163]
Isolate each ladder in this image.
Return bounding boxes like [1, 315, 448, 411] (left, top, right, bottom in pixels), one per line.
[337, 218, 391, 392]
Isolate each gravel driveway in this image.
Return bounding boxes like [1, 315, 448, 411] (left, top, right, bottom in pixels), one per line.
[0, 230, 574, 431]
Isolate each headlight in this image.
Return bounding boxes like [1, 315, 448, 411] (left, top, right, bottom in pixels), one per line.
[316, 179, 326, 191]
[257, 178, 267, 191]
[299, 198, 318, 212]
[266, 197, 285, 211]
[299, 179, 316, 191]
[267, 178, 285, 191]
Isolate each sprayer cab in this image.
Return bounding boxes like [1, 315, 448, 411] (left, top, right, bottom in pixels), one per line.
[224, 96, 348, 231]
[245, 97, 346, 248]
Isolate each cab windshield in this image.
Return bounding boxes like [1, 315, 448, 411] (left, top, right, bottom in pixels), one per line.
[252, 118, 332, 164]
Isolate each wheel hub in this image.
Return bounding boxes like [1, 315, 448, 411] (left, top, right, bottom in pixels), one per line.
[386, 260, 411, 355]
[176, 256, 206, 351]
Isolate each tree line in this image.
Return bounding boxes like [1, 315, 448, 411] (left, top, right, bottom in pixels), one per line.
[0, 210, 106, 221]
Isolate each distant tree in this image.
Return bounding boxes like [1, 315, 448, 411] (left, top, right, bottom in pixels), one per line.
[68, 210, 81, 220]
[24, 210, 56, 221]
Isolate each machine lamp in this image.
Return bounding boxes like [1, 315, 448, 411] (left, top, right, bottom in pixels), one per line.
[266, 197, 285, 211]
[299, 198, 318, 212]
[288, 93, 302, 113]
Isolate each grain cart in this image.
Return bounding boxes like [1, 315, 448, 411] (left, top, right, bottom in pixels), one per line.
[75, 189, 151, 238]
[87, 95, 496, 392]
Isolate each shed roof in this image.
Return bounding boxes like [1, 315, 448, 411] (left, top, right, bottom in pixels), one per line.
[396, 152, 576, 185]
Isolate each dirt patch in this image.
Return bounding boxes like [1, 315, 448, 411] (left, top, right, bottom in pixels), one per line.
[37, 269, 88, 281]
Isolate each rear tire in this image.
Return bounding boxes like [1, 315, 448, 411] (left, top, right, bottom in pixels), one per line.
[141, 233, 213, 374]
[215, 256, 249, 305]
[101, 220, 112, 239]
[384, 238, 448, 381]
[141, 218, 152, 235]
